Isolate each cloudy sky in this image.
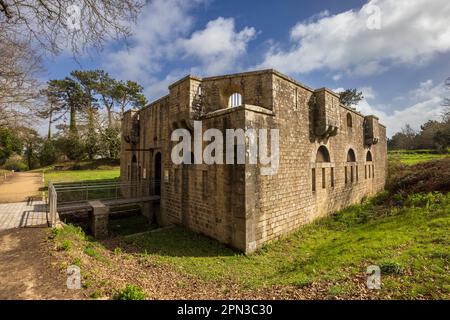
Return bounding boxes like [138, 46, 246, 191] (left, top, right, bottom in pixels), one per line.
[42, 0, 450, 137]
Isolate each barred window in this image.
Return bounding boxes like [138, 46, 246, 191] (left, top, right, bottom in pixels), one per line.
[228, 92, 242, 107]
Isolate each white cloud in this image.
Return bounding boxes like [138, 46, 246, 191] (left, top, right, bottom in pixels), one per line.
[178, 17, 256, 75]
[105, 0, 200, 88]
[258, 0, 450, 77]
[104, 0, 256, 99]
[360, 86, 375, 100]
[357, 80, 446, 136]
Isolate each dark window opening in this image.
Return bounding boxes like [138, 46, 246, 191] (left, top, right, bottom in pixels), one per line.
[322, 168, 326, 189]
[347, 149, 356, 162]
[347, 113, 353, 127]
[312, 168, 316, 192]
[330, 167, 334, 188]
[316, 146, 331, 163]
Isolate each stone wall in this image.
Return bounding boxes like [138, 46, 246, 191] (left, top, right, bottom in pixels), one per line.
[120, 69, 387, 253]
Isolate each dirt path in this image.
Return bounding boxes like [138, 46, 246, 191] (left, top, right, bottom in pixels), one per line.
[0, 172, 43, 203]
[0, 228, 85, 300]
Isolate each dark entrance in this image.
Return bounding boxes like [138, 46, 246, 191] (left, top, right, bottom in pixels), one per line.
[154, 152, 161, 195]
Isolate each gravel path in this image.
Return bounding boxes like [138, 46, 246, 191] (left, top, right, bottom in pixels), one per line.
[0, 172, 43, 203]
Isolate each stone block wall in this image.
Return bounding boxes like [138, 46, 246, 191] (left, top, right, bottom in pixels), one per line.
[120, 69, 387, 253]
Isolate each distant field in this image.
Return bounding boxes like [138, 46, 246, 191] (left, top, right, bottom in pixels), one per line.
[388, 149, 450, 165]
[27, 159, 120, 186]
[44, 169, 120, 186]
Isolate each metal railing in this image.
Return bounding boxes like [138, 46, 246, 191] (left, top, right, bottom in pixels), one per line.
[51, 180, 161, 205]
[48, 182, 58, 227]
[47, 180, 161, 226]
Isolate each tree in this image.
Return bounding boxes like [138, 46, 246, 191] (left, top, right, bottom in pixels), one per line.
[416, 120, 441, 149]
[112, 80, 147, 117]
[433, 129, 450, 153]
[90, 70, 116, 127]
[0, 0, 145, 56]
[0, 38, 42, 128]
[46, 78, 91, 135]
[339, 89, 364, 107]
[0, 127, 22, 165]
[20, 128, 41, 170]
[388, 124, 417, 150]
[54, 133, 85, 161]
[38, 140, 57, 166]
[99, 127, 121, 159]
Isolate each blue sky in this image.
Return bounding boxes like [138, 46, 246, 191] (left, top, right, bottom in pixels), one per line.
[42, 0, 450, 137]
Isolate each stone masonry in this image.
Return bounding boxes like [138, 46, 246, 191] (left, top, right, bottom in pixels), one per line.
[121, 69, 387, 253]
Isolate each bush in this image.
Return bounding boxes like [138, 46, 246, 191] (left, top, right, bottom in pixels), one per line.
[38, 140, 58, 166]
[114, 284, 146, 300]
[405, 192, 446, 208]
[54, 134, 86, 161]
[2, 158, 28, 171]
[0, 127, 22, 165]
[387, 158, 450, 194]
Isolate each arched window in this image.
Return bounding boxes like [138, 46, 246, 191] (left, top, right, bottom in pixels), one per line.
[366, 151, 373, 162]
[228, 92, 242, 107]
[316, 146, 330, 163]
[346, 113, 353, 128]
[347, 149, 356, 162]
[314, 146, 331, 191]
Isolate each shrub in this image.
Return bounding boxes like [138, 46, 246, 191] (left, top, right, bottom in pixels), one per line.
[114, 284, 146, 300]
[59, 239, 71, 251]
[405, 192, 445, 208]
[2, 158, 28, 171]
[38, 140, 58, 166]
[379, 261, 403, 275]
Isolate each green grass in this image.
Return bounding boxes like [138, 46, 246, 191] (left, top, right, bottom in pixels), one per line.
[44, 169, 120, 186]
[389, 150, 450, 165]
[123, 192, 450, 298]
[114, 284, 146, 300]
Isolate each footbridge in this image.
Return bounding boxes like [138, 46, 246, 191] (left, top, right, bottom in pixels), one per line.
[48, 180, 160, 237]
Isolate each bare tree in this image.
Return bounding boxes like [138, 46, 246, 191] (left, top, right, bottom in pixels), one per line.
[0, 37, 42, 127]
[0, 0, 145, 55]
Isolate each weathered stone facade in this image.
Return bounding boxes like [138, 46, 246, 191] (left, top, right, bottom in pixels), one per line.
[121, 69, 387, 253]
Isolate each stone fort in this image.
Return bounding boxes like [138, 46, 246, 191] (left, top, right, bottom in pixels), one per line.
[121, 69, 387, 253]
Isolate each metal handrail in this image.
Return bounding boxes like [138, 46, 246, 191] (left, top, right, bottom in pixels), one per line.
[48, 182, 58, 227]
[50, 180, 160, 206]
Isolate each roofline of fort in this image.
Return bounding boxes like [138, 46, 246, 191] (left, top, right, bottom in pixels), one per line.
[139, 68, 386, 128]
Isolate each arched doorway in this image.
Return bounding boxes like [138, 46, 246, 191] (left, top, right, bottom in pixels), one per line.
[154, 152, 161, 196]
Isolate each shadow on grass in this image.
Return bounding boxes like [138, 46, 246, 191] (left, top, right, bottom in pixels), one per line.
[110, 226, 239, 258]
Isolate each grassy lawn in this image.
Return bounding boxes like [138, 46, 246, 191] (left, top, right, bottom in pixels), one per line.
[53, 190, 450, 299]
[389, 149, 450, 165]
[120, 192, 449, 298]
[44, 169, 120, 186]
[48, 157, 449, 299]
